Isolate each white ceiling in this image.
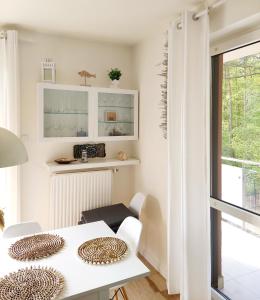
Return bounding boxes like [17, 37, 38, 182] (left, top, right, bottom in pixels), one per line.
[0, 0, 202, 45]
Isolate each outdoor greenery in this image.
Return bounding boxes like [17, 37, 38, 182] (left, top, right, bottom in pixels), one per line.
[222, 51, 260, 195]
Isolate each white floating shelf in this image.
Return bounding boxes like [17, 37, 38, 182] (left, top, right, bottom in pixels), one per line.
[47, 158, 140, 173]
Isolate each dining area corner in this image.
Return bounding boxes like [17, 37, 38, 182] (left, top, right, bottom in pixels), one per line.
[0, 220, 150, 300]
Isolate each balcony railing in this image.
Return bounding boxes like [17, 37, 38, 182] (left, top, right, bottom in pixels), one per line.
[221, 156, 260, 213]
[222, 156, 260, 167]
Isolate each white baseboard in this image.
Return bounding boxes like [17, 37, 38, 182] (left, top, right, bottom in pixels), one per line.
[139, 246, 167, 279]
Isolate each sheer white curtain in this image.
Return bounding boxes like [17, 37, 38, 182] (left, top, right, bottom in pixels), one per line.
[167, 10, 211, 300]
[0, 30, 20, 226]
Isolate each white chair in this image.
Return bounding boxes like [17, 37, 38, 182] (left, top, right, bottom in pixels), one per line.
[128, 192, 146, 219]
[117, 216, 143, 253]
[2, 221, 42, 239]
[112, 217, 143, 300]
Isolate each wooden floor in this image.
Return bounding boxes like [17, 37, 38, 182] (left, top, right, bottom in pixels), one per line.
[110, 255, 180, 300]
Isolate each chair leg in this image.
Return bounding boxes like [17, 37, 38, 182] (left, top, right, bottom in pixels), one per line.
[115, 290, 119, 300]
[121, 287, 128, 300]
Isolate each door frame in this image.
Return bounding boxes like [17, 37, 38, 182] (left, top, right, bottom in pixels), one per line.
[210, 28, 260, 299]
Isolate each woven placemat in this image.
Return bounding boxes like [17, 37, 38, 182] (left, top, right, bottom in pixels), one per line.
[9, 234, 65, 261]
[0, 266, 64, 300]
[78, 237, 128, 265]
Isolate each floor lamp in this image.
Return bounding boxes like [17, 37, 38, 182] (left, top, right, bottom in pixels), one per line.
[0, 127, 28, 230]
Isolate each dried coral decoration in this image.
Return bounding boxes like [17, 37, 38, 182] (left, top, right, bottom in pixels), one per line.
[0, 209, 4, 231]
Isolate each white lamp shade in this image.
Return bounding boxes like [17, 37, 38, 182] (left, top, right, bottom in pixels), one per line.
[0, 127, 28, 168]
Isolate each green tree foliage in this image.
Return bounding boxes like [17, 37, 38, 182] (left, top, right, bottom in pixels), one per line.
[222, 52, 260, 195]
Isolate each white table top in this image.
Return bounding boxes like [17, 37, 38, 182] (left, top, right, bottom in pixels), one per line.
[0, 221, 150, 299]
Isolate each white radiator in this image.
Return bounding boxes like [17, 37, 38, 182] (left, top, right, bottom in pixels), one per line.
[50, 170, 112, 229]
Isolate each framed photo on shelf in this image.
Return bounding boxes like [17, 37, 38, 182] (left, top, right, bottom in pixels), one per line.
[105, 111, 117, 122]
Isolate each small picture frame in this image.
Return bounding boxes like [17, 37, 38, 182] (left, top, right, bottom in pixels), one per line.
[41, 59, 56, 83]
[105, 111, 117, 122]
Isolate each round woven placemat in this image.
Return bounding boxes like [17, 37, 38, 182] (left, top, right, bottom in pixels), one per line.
[0, 266, 64, 300]
[9, 234, 65, 261]
[78, 237, 128, 264]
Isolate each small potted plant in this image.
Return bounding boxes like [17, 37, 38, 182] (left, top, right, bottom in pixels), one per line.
[108, 68, 122, 88]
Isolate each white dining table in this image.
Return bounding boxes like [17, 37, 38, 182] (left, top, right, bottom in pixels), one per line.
[0, 221, 150, 300]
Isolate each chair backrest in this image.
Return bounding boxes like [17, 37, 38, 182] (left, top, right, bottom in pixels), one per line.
[129, 192, 146, 218]
[2, 221, 42, 239]
[116, 216, 142, 253]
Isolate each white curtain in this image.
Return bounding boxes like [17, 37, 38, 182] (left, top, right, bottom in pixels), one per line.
[167, 10, 211, 300]
[0, 30, 21, 226]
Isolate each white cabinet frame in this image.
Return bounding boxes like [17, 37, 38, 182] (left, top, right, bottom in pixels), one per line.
[93, 87, 138, 141]
[38, 83, 138, 142]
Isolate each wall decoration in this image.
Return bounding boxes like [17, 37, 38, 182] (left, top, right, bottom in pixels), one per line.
[158, 35, 168, 139]
[73, 143, 106, 159]
[108, 68, 122, 88]
[78, 70, 96, 86]
[0, 209, 4, 231]
[41, 58, 56, 83]
[105, 111, 117, 122]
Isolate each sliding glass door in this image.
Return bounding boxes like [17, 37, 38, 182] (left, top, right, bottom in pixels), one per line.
[211, 41, 260, 300]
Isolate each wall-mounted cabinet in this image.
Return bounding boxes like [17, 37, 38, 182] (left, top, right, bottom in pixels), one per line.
[38, 83, 138, 142]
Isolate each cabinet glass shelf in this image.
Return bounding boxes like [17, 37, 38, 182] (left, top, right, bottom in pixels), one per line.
[98, 105, 134, 109]
[98, 92, 135, 137]
[43, 88, 89, 138]
[99, 121, 134, 124]
[44, 112, 88, 115]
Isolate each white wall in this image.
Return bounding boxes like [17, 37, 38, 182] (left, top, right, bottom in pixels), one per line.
[133, 30, 168, 277]
[19, 30, 135, 229]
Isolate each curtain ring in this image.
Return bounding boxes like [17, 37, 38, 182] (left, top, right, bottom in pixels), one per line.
[0, 31, 6, 39]
[176, 22, 182, 30]
[192, 13, 199, 21]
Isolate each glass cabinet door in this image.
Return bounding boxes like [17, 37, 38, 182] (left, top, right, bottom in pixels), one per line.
[43, 88, 89, 138]
[98, 92, 135, 138]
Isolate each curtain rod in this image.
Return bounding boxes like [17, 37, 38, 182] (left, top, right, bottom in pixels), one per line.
[176, 0, 226, 29]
